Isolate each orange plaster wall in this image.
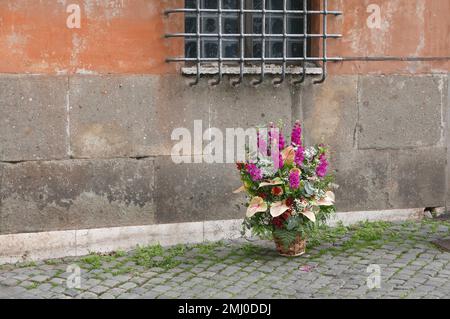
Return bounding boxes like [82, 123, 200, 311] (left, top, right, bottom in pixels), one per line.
[328, 0, 450, 74]
[0, 0, 183, 75]
[0, 0, 448, 75]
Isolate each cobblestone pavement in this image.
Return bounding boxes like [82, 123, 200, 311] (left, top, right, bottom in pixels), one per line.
[1, 220, 450, 299]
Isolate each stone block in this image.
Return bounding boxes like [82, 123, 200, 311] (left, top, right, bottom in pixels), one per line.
[388, 147, 446, 208]
[299, 76, 358, 152]
[0, 75, 68, 161]
[153, 76, 292, 159]
[69, 75, 158, 158]
[358, 75, 444, 149]
[331, 150, 390, 212]
[70, 75, 294, 159]
[206, 79, 292, 129]
[0, 158, 154, 234]
[154, 156, 245, 224]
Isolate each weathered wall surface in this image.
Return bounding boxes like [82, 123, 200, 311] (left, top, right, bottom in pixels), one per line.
[328, 0, 450, 74]
[1, 0, 448, 75]
[297, 75, 448, 212]
[0, 1, 449, 235]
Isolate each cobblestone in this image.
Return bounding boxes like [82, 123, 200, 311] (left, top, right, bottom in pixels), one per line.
[1, 220, 450, 299]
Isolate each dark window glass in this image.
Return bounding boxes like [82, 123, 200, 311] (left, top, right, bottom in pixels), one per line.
[203, 40, 219, 58]
[185, 0, 306, 60]
[204, 0, 218, 9]
[185, 40, 197, 58]
[223, 0, 239, 9]
[186, 0, 196, 9]
[224, 15, 239, 34]
[223, 40, 239, 58]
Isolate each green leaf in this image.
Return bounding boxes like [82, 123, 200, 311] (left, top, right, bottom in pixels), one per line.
[273, 229, 299, 249]
[304, 181, 315, 196]
[286, 217, 299, 231]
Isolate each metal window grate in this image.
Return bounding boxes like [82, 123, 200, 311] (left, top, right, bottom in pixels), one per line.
[165, 0, 342, 85]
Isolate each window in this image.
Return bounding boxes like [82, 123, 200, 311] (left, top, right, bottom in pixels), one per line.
[166, 0, 342, 85]
[185, 0, 304, 59]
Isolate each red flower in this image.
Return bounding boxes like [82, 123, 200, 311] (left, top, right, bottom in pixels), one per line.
[271, 186, 284, 196]
[236, 162, 244, 170]
[286, 197, 294, 207]
[281, 211, 291, 221]
[272, 210, 292, 229]
[259, 193, 267, 200]
[272, 217, 284, 229]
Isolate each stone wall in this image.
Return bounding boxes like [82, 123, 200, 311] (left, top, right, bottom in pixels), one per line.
[1, 73, 449, 234]
[298, 75, 448, 213]
[1, 0, 450, 236]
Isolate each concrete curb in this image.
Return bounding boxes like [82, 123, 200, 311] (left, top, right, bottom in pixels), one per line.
[0, 208, 424, 264]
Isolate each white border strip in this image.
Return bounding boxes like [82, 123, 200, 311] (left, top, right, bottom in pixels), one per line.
[0, 208, 424, 264]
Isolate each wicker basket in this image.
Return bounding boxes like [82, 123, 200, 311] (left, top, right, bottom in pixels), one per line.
[274, 234, 306, 257]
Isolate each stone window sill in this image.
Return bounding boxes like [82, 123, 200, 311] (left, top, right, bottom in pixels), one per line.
[181, 65, 323, 76]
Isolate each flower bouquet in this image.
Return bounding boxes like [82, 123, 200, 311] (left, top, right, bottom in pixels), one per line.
[234, 121, 336, 257]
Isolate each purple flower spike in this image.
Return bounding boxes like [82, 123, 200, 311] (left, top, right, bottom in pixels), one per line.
[316, 154, 329, 178]
[289, 169, 301, 189]
[246, 163, 263, 181]
[295, 145, 305, 166]
[273, 150, 284, 170]
[279, 131, 286, 150]
[291, 121, 302, 146]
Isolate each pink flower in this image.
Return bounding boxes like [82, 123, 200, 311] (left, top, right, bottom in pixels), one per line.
[316, 154, 328, 178]
[289, 168, 301, 189]
[291, 121, 302, 146]
[295, 145, 305, 166]
[246, 163, 263, 181]
[278, 131, 286, 150]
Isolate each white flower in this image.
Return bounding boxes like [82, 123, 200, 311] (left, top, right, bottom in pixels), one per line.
[258, 155, 276, 177]
[304, 146, 317, 161]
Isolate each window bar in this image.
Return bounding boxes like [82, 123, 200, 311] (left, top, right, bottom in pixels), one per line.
[253, 0, 266, 85]
[273, 0, 287, 85]
[167, 33, 341, 39]
[165, 0, 343, 85]
[166, 8, 342, 15]
[190, 0, 201, 86]
[232, 0, 245, 86]
[211, 0, 223, 85]
[169, 57, 341, 62]
[314, 0, 328, 84]
[294, 0, 308, 85]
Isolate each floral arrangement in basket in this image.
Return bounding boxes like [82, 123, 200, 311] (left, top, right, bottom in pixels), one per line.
[234, 121, 336, 257]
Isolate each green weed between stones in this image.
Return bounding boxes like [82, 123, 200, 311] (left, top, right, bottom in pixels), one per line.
[16, 261, 37, 268]
[26, 282, 40, 290]
[307, 221, 405, 258]
[9, 219, 450, 274]
[80, 254, 102, 270]
[44, 259, 63, 266]
[193, 241, 224, 255]
[240, 243, 262, 256]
